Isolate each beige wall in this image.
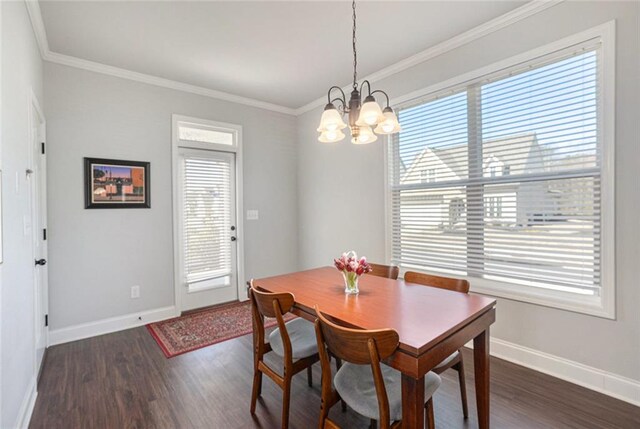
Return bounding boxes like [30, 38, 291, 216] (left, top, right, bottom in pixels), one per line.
[297, 1, 640, 380]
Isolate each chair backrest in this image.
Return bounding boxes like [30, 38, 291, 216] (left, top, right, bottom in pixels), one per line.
[404, 271, 470, 294]
[314, 307, 399, 428]
[250, 280, 295, 317]
[249, 280, 295, 361]
[368, 263, 400, 280]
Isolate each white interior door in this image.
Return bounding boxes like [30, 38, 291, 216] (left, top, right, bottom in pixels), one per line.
[178, 149, 238, 311]
[29, 98, 48, 373]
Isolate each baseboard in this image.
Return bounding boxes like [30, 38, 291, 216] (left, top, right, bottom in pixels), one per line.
[14, 375, 37, 429]
[48, 306, 177, 346]
[464, 337, 640, 407]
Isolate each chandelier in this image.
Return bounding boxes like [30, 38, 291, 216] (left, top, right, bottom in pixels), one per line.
[317, 0, 401, 144]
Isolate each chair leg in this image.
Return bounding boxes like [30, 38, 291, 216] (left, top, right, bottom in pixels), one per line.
[282, 376, 292, 429]
[307, 365, 313, 387]
[425, 398, 435, 429]
[455, 358, 469, 419]
[250, 369, 262, 415]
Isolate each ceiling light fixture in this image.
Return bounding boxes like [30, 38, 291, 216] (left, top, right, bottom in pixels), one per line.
[317, 0, 401, 144]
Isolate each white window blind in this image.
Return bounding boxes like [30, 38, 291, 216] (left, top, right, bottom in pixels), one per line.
[183, 156, 232, 285]
[390, 42, 604, 298]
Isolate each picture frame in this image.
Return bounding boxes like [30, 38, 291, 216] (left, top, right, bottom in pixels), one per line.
[84, 157, 150, 209]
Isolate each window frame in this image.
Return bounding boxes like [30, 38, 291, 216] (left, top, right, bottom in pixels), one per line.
[171, 114, 246, 312]
[384, 21, 615, 319]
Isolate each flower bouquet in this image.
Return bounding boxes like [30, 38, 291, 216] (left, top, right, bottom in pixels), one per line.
[333, 250, 372, 295]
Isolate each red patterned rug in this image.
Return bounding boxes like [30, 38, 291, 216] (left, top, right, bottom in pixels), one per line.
[146, 300, 294, 358]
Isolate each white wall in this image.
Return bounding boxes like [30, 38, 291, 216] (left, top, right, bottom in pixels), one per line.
[44, 63, 298, 331]
[297, 1, 640, 382]
[0, 1, 44, 427]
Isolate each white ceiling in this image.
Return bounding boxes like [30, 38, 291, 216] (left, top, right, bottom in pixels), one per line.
[39, 1, 527, 109]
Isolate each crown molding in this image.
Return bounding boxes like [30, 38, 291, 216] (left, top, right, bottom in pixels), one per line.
[294, 0, 565, 116]
[25, 0, 563, 117]
[23, 0, 296, 115]
[43, 51, 297, 115]
[24, 0, 49, 58]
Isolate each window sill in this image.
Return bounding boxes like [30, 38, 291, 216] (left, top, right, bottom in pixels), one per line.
[187, 275, 231, 293]
[470, 277, 615, 320]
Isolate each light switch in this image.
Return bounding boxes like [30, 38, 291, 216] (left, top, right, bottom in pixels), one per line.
[246, 210, 259, 220]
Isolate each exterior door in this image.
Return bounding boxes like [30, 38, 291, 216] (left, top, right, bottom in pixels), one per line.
[29, 98, 48, 373]
[178, 149, 238, 311]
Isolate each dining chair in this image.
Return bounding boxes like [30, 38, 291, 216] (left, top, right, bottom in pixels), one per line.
[249, 281, 320, 429]
[404, 271, 471, 419]
[314, 307, 441, 429]
[368, 263, 400, 280]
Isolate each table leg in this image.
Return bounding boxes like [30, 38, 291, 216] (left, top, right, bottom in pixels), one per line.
[401, 373, 424, 429]
[474, 328, 490, 429]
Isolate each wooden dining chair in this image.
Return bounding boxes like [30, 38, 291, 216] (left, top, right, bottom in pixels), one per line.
[404, 271, 471, 419]
[314, 307, 441, 429]
[368, 263, 400, 280]
[249, 281, 320, 429]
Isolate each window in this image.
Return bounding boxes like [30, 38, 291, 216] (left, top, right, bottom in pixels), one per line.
[182, 154, 233, 288]
[178, 123, 234, 145]
[388, 24, 614, 317]
[420, 168, 437, 183]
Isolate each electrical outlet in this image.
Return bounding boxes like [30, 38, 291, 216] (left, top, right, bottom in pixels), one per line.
[131, 285, 140, 299]
[246, 209, 259, 220]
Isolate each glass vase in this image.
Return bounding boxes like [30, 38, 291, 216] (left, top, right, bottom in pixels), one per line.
[342, 271, 360, 295]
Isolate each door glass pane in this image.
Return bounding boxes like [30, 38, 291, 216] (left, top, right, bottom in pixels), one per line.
[183, 156, 232, 285]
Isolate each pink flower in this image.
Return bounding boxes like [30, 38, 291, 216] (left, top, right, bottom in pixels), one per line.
[334, 251, 373, 276]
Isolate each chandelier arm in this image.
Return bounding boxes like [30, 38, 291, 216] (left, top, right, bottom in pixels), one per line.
[370, 89, 391, 108]
[330, 97, 347, 113]
[359, 80, 372, 97]
[327, 85, 347, 105]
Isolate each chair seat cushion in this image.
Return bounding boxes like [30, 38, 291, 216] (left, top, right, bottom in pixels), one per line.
[334, 362, 441, 422]
[434, 350, 459, 370]
[269, 317, 318, 359]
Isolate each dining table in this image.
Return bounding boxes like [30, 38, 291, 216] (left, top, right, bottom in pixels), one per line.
[253, 266, 497, 429]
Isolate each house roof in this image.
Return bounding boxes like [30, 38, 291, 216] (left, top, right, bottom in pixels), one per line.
[401, 133, 539, 183]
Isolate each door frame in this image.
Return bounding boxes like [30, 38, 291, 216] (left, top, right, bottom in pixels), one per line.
[28, 88, 48, 370]
[171, 114, 245, 315]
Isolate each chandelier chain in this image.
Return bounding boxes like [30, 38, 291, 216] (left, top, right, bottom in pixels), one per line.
[352, 0, 357, 89]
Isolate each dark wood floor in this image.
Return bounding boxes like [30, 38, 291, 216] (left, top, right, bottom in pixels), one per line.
[30, 326, 639, 429]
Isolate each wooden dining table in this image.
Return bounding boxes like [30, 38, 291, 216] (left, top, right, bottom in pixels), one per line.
[254, 266, 497, 429]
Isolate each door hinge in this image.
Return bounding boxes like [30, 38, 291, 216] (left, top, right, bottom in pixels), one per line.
[41, 142, 45, 154]
[43, 228, 47, 240]
[45, 314, 48, 327]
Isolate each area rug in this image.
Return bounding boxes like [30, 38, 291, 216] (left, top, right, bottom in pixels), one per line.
[146, 300, 295, 358]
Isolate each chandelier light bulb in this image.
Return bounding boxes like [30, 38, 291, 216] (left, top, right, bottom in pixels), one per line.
[317, 103, 347, 133]
[356, 95, 385, 127]
[374, 108, 402, 135]
[353, 126, 377, 144]
[319, 129, 346, 143]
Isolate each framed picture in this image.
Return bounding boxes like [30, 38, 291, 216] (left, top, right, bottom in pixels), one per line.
[84, 158, 150, 209]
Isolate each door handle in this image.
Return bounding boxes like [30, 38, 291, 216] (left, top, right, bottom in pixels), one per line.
[35, 258, 47, 266]
[230, 236, 237, 242]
